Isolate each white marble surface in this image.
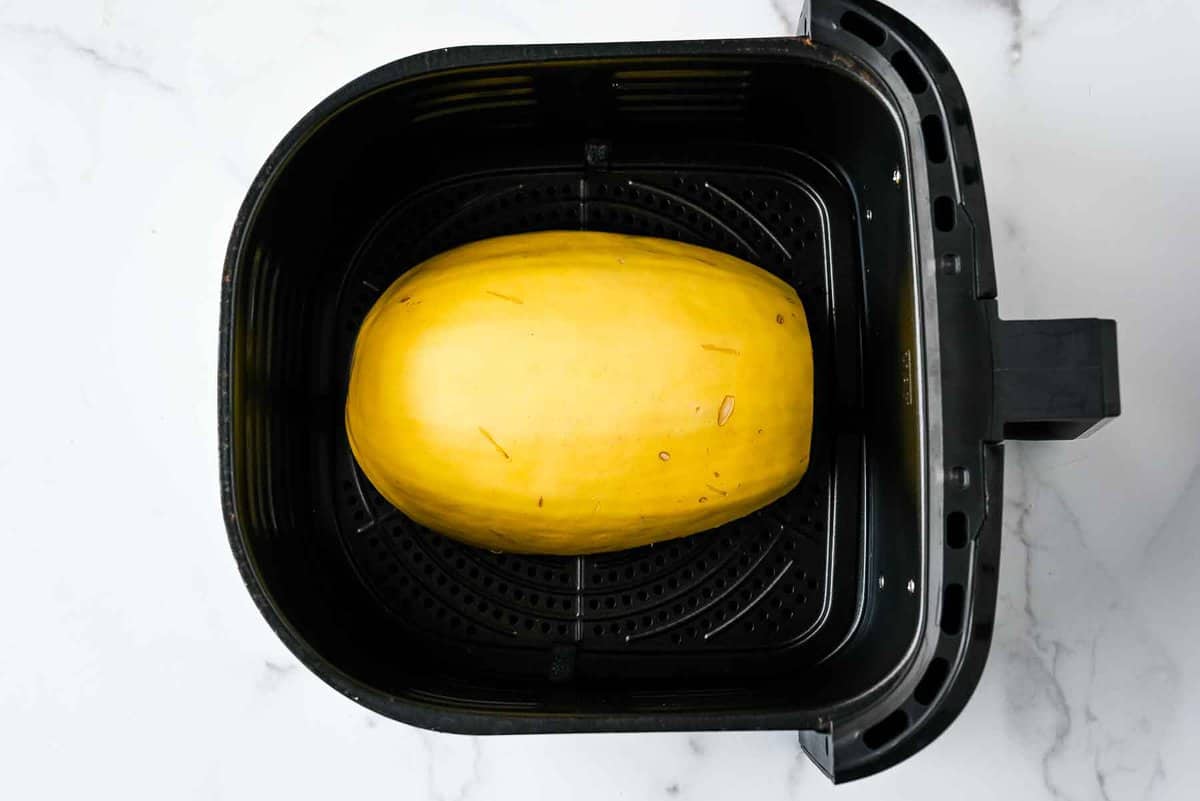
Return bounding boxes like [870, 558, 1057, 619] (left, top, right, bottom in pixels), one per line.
[2, 0, 1198, 797]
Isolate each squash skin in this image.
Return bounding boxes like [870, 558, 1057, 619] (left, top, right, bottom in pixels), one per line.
[346, 231, 813, 555]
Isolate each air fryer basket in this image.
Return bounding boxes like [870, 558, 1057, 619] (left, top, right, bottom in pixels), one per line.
[219, 0, 1120, 782]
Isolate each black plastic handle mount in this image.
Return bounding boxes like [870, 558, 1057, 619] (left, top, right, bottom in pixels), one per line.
[991, 318, 1121, 441]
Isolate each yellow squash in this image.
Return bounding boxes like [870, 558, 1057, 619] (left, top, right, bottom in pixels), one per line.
[346, 231, 813, 555]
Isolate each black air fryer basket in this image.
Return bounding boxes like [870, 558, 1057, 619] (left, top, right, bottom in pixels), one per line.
[219, 0, 1120, 782]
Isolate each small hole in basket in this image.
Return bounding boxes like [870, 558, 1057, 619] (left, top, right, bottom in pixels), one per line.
[934, 196, 956, 232]
[863, 709, 909, 750]
[921, 115, 947, 163]
[963, 163, 980, 185]
[840, 11, 887, 47]
[914, 657, 950, 705]
[946, 511, 968, 549]
[890, 49, 927, 94]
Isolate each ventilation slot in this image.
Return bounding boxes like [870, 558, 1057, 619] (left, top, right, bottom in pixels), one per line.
[914, 657, 950, 705]
[921, 115, 947, 163]
[863, 709, 909, 750]
[410, 75, 536, 123]
[934, 196, 956, 232]
[890, 49, 927, 94]
[946, 511, 968, 549]
[940, 583, 965, 635]
[840, 11, 886, 47]
[612, 68, 749, 120]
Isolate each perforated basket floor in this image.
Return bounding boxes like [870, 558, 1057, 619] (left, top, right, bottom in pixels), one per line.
[327, 142, 863, 681]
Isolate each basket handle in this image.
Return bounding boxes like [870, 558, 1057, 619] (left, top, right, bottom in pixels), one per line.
[991, 317, 1121, 440]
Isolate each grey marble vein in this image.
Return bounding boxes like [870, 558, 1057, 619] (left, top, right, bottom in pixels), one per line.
[995, 0, 1024, 63]
[1003, 446, 1182, 800]
[770, 0, 796, 33]
[257, 659, 298, 692]
[420, 733, 483, 801]
[1, 22, 176, 92]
